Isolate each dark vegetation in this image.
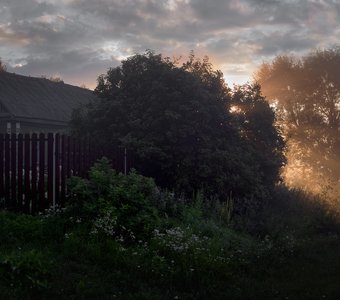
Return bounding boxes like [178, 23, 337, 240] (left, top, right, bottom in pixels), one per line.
[72, 51, 285, 207]
[0, 159, 339, 299]
[1, 50, 340, 298]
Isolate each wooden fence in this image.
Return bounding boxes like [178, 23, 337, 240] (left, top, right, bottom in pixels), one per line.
[0, 133, 130, 213]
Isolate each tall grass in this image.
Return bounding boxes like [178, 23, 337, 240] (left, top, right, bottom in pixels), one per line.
[0, 159, 339, 299]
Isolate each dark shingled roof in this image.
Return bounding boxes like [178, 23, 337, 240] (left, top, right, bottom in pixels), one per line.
[0, 72, 97, 123]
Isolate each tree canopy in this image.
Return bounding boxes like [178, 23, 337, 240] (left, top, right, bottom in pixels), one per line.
[255, 48, 340, 196]
[72, 51, 285, 202]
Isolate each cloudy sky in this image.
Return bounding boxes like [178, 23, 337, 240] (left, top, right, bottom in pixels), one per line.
[0, 0, 339, 89]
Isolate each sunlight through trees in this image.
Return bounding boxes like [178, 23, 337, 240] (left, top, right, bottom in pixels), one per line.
[255, 48, 340, 198]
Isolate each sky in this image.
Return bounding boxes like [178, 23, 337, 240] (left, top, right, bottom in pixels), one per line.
[0, 0, 339, 89]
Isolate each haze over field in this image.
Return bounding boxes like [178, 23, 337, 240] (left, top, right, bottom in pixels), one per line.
[1, 0, 340, 88]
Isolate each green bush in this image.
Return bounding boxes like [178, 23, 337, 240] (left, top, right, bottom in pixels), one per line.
[66, 157, 160, 241]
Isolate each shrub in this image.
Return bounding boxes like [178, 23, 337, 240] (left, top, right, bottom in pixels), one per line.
[66, 157, 160, 241]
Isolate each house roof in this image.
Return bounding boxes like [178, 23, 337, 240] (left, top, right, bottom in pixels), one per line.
[0, 71, 97, 123]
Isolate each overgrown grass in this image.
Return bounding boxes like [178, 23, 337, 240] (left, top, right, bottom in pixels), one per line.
[0, 159, 339, 299]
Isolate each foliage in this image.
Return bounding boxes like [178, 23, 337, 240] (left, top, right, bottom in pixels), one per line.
[0, 250, 52, 297]
[0, 168, 340, 298]
[66, 157, 160, 240]
[231, 83, 286, 188]
[255, 48, 340, 196]
[72, 51, 285, 203]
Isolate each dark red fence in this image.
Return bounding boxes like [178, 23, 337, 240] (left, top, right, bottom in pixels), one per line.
[0, 133, 131, 213]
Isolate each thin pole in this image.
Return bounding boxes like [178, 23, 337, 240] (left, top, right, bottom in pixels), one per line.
[124, 148, 127, 175]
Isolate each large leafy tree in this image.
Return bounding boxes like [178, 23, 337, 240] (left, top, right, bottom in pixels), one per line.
[73, 51, 284, 201]
[255, 48, 340, 195]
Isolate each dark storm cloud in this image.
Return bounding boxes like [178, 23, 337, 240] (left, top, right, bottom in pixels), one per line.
[0, 0, 339, 87]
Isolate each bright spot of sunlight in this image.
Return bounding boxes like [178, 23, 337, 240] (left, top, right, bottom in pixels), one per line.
[229, 105, 242, 113]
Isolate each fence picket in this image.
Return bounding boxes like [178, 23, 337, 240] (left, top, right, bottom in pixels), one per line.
[31, 133, 38, 213]
[24, 134, 31, 213]
[55, 133, 60, 207]
[10, 134, 16, 209]
[61, 135, 66, 205]
[17, 134, 24, 210]
[47, 133, 54, 208]
[38, 133, 45, 211]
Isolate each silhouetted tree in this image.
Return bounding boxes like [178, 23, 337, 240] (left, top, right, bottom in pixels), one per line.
[231, 83, 286, 188]
[72, 51, 285, 201]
